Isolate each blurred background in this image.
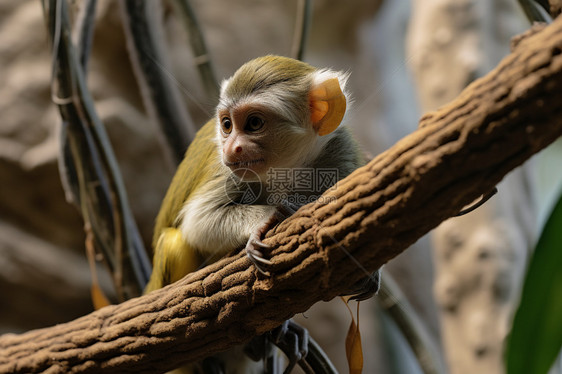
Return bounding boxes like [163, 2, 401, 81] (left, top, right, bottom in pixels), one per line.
[1, 0, 561, 373]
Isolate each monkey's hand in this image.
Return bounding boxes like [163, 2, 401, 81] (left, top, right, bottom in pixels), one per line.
[271, 320, 309, 374]
[245, 201, 300, 275]
[244, 319, 309, 374]
[245, 213, 279, 275]
[245, 232, 273, 275]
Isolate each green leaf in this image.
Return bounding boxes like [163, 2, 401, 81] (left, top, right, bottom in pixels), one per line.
[507, 189, 562, 374]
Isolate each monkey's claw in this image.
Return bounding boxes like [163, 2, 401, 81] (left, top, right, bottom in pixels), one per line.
[245, 232, 273, 275]
[347, 269, 381, 301]
[271, 320, 309, 374]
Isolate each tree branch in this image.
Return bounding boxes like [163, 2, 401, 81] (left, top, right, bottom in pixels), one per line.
[2, 15, 562, 374]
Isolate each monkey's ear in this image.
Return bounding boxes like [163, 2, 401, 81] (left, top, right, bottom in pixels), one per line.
[309, 77, 347, 136]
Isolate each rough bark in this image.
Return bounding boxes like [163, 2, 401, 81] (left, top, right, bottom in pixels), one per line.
[1, 15, 562, 374]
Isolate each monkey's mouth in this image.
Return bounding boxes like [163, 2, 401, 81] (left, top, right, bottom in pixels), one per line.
[226, 158, 266, 180]
[225, 158, 265, 169]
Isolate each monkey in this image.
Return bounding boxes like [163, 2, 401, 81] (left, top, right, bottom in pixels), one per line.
[145, 55, 379, 373]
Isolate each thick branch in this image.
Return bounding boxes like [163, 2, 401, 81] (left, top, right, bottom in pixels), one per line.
[2, 16, 562, 374]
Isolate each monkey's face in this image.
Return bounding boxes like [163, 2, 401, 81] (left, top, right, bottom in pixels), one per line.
[218, 102, 317, 183]
[218, 104, 272, 181]
[216, 55, 348, 183]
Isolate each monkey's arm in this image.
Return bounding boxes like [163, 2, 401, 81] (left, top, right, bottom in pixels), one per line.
[148, 170, 276, 292]
[178, 176, 277, 260]
[147, 198, 275, 293]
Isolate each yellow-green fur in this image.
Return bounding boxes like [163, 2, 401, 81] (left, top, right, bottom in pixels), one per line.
[145, 119, 217, 293]
[152, 119, 218, 245]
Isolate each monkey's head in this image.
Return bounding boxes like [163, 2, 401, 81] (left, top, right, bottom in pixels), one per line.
[216, 55, 349, 181]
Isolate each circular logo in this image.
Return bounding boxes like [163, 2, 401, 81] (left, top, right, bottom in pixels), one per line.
[224, 168, 262, 205]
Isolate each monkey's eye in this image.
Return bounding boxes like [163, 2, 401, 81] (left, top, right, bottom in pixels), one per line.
[245, 115, 265, 132]
[221, 117, 232, 134]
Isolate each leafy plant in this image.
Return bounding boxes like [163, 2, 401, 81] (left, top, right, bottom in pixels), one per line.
[507, 188, 562, 374]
